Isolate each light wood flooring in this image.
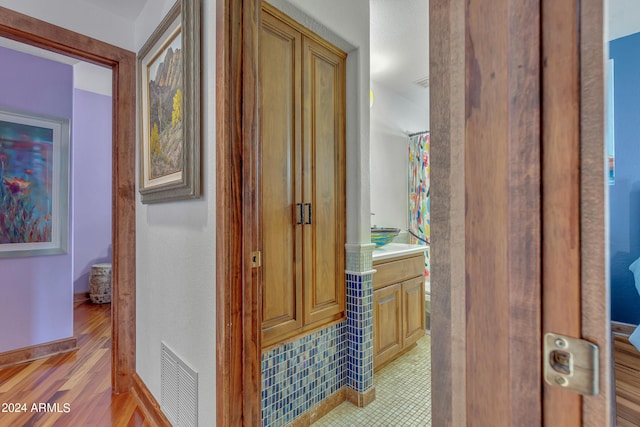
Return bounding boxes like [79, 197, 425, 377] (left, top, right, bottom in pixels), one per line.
[0, 301, 149, 426]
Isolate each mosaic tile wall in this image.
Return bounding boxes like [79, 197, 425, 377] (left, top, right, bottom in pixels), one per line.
[346, 272, 375, 392]
[261, 245, 376, 426]
[261, 322, 347, 427]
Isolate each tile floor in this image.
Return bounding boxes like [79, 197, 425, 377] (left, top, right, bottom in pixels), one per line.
[313, 334, 431, 426]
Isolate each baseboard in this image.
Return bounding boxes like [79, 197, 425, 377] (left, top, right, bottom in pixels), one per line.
[0, 337, 77, 369]
[74, 292, 90, 303]
[612, 320, 637, 337]
[287, 387, 346, 426]
[131, 373, 172, 427]
[346, 386, 376, 407]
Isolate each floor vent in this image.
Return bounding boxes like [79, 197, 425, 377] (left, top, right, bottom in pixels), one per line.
[161, 342, 198, 426]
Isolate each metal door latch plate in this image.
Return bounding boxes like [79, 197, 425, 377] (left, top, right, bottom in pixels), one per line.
[543, 332, 598, 396]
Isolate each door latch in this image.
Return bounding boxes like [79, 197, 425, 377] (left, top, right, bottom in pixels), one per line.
[250, 251, 261, 268]
[543, 332, 598, 396]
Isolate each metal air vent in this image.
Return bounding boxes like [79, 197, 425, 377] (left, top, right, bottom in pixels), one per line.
[161, 342, 198, 426]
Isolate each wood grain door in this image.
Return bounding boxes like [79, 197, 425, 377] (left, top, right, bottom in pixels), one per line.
[259, 11, 303, 347]
[301, 35, 346, 327]
[402, 277, 425, 346]
[373, 283, 403, 368]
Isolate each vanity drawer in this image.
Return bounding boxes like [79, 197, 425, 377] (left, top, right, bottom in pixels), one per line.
[373, 254, 424, 290]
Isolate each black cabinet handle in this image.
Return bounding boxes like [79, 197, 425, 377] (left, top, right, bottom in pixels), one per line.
[296, 203, 304, 224]
[305, 203, 312, 224]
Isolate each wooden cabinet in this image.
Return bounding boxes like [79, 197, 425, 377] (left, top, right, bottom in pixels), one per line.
[260, 4, 346, 348]
[373, 253, 426, 370]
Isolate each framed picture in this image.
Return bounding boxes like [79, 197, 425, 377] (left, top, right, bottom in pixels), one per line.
[138, 0, 201, 203]
[0, 108, 70, 257]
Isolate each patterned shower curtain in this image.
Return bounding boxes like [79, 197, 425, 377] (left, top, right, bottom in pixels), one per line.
[408, 132, 430, 279]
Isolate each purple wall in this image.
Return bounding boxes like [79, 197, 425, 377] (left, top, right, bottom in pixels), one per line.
[0, 46, 74, 352]
[72, 88, 112, 294]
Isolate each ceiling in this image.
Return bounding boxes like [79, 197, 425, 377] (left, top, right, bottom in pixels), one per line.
[370, 0, 429, 103]
[0, 0, 429, 105]
[80, 0, 147, 20]
[3, 0, 638, 105]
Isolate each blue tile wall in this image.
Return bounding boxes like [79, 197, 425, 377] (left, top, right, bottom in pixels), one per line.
[261, 322, 347, 427]
[346, 272, 374, 392]
[261, 245, 376, 426]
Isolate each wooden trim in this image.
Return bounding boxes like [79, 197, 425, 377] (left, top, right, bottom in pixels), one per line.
[262, 2, 347, 59]
[215, 0, 246, 425]
[464, 0, 541, 424]
[580, 0, 612, 425]
[74, 292, 91, 302]
[613, 322, 637, 337]
[285, 388, 346, 426]
[0, 337, 77, 369]
[346, 386, 376, 408]
[466, 0, 543, 418]
[0, 6, 137, 394]
[242, 1, 262, 424]
[131, 373, 172, 427]
[429, 0, 466, 425]
[541, 0, 582, 425]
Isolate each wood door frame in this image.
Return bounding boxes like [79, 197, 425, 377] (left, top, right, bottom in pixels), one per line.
[0, 7, 137, 394]
[579, 0, 612, 424]
[216, 0, 610, 426]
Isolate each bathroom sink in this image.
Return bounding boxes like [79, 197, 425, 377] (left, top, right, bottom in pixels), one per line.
[371, 227, 400, 247]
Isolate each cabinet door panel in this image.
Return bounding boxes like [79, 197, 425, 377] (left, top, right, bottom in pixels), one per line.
[403, 277, 426, 346]
[374, 284, 403, 368]
[260, 12, 303, 345]
[302, 36, 346, 326]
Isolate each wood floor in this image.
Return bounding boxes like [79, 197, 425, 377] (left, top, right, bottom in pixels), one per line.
[0, 301, 150, 426]
[614, 331, 640, 427]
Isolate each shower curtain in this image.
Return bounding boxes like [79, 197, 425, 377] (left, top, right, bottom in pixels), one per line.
[408, 132, 430, 280]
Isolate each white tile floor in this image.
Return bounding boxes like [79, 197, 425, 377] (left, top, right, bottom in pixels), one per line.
[313, 334, 431, 426]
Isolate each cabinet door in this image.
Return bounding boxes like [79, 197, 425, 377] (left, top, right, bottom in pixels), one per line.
[374, 283, 403, 369]
[260, 12, 303, 346]
[301, 36, 346, 327]
[402, 277, 426, 346]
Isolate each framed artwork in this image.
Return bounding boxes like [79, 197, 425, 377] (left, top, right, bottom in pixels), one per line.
[138, 0, 201, 203]
[0, 108, 70, 257]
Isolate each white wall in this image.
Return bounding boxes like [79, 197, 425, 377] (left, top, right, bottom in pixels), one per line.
[0, 0, 134, 50]
[134, 0, 217, 425]
[1, 1, 368, 425]
[370, 80, 429, 231]
[608, 0, 640, 41]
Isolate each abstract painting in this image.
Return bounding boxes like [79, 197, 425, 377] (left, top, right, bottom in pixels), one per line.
[0, 108, 69, 257]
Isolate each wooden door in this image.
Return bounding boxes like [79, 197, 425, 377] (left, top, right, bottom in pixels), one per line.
[402, 277, 425, 346]
[373, 283, 403, 368]
[301, 35, 346, 327]
[259, 11, 303, 347]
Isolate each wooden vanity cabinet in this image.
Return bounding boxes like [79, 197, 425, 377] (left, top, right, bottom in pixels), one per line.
[260, 4, 346, 349]
[373, 253, 426, 370]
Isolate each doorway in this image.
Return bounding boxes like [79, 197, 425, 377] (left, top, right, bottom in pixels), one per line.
[0, 6, 136, 394]
[217, 0, 612, 425]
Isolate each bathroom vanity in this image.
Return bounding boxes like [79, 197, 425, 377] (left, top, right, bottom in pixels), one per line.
[372, 243, 427, 370]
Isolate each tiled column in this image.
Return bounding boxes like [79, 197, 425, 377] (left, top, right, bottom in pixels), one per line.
[345, 243, 377, 406]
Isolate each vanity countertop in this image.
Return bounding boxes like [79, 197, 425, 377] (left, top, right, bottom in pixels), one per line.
[372, 243, 427, 262]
